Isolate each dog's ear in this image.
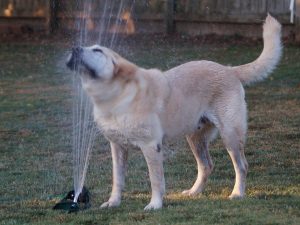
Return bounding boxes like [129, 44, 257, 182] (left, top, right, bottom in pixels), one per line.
[113, 56, 137, 80]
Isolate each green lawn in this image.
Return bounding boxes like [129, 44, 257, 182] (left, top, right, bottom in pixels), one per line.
[0, 38, 299, 225]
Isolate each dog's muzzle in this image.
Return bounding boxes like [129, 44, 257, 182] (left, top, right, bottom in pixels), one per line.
[66, 47, 83, 70]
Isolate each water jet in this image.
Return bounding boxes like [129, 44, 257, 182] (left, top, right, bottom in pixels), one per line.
[53, 0, 135, 212]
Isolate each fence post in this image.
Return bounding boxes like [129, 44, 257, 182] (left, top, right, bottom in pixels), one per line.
[166, 0, 175, 34]
[49, 0, 58, 34]
[296, 0, 300, 41]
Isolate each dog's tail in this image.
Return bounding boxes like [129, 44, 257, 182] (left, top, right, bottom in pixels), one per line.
[233, 14, 282, 85]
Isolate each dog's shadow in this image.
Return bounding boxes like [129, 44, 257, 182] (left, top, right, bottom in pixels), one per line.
[253, 193, 298, 200]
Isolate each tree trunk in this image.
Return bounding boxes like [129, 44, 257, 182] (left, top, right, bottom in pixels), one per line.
[296, 0, 300, 41]
[165, 0, 175, 34]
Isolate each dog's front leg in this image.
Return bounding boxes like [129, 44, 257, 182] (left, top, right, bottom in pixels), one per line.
[141, 144, 165, 210]
[101, 142, 127, 208]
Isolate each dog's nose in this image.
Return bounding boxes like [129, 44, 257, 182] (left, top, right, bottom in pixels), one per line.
[66, 47, 83, 70]
[72, 47, 83, 55]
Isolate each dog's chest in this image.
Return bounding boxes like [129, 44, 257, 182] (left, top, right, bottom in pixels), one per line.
[98, 117, 152, 147]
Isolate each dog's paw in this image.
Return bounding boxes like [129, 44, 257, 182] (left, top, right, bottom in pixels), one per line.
[228, 193, 244, 200]
[100, 199, 120, 208]
[144, 201, 162, 210]
[181, 189, 201, 196]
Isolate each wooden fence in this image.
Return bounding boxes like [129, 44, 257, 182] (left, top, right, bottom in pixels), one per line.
[0, 0, 51, 33]
[0, 0, 299, 40]
[173, 0, 295, 38]
[175, 0, 291, 22]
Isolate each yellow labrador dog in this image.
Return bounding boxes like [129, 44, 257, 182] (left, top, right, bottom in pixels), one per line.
[66, 15, 281, 210]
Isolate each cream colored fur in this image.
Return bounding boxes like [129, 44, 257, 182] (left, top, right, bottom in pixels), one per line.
[67, 15, 282, 210]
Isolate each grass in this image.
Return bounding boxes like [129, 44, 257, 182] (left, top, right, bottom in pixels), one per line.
[0, 38, 299, 225]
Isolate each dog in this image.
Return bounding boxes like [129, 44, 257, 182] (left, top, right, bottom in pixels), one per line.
[66, 14, 282, 210]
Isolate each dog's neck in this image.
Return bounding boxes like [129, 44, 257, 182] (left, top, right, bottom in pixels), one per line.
[87, 74, 141, 119]
[91, 68, 170, 121]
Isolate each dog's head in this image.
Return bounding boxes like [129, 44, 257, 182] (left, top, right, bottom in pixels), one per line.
[66, 45, 117, 80]
[66, 45, 138, 101]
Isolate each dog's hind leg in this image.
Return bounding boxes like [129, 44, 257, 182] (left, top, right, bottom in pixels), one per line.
[221, 127, 248, 199]
[218, 107, 248, 199]
[182, 124, 217, 196]
[101, 142, 128, 208]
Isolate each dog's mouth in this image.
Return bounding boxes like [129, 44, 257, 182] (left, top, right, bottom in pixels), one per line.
[66, 47, 82, 71]
[66, 47, 98, 79]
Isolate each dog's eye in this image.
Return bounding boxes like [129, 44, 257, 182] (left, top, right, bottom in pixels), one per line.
[93, 48, 103, 53]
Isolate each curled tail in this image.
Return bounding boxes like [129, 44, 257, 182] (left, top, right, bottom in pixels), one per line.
[233, 14, 282, 85]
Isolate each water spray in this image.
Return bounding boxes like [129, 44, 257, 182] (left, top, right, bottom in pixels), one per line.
[53, 0, 96, 213]
[53, 0, 134, 213]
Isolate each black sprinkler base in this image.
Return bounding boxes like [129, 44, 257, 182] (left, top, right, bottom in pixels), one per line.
[53, 186, 90, 213]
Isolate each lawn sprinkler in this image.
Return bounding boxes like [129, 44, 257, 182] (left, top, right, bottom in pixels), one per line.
[53, 186, 91, 213]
